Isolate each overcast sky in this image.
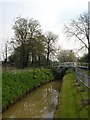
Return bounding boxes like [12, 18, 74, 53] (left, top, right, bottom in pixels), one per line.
[0, 0, 90, 59]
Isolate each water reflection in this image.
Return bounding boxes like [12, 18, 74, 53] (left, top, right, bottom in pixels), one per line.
[3, 80, 61, 118]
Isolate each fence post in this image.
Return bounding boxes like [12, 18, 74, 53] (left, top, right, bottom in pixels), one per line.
[75, 68, 78, 83]
[87, 75, 90, 89]
[75, 68, 82, 86]
[81, 75, 85, 92]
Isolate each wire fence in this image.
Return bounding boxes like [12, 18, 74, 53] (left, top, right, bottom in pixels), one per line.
[51, 62, 90, 92]
[75, 68, 90, 92]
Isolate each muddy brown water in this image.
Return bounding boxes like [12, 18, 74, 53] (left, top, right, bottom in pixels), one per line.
[2, 80, 62, 118]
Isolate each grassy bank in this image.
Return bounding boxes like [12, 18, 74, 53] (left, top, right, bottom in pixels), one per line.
[88, 70, 90, 76]
[54, 71, 89, 118]
[2, 68, 55, 112]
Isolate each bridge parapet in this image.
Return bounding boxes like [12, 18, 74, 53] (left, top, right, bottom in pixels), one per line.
[76, 62, 88, 69]
[52, 62, 88, 69]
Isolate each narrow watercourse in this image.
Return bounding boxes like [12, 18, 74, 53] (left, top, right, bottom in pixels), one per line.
[3, 70, 66, 118]
[2, 68, 54, 112]
[3, 80, 62, 118]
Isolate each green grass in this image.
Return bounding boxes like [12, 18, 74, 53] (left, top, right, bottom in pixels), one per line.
[2, 68, 54, 110]
[88, 70, 90, 76]
[54, 72, 89, 118]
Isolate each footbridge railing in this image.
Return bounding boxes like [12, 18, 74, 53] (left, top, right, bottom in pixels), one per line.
[51, 62, 88, 69]
[51, 62, 89, 90]
[75, 67, 90, 91]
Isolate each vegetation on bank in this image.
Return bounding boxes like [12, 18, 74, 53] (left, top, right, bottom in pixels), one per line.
[2, 68, 55, 112]
[88, 70, 90, 76]
[54, 71, 89, 118]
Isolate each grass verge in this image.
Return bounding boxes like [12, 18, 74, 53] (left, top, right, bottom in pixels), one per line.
[54, 71, 89, 118]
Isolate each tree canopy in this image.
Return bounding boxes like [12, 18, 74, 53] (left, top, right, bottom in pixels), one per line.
[8, 17, 58, 68]
[57, 50, 76, 62]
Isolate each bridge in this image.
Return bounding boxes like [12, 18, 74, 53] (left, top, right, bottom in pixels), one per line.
[51, 62, 90, 90]
[51, 62, 88, 69]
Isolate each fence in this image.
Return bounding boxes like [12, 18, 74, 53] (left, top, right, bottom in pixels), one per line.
[75, 68, 90, 92]
[77, 62, 88, 69]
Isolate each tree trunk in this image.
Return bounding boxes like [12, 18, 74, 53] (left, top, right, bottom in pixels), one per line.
[47, 53, 49, 66]
[88, 44, 90, 70]
[38, 56, 41, 67]
[20, 44, 26, 69]
[47, 44, 50, 66]
[25, 53, 29, 67]
[31, 54, 34, 66]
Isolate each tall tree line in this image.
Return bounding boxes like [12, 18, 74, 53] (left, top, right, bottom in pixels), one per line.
[9, 17, 58, 68]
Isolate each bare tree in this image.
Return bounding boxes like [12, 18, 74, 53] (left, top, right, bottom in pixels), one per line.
[44, 31, 58, 65]
[64, 13, 90, 69]
[3, 40, 9, 64]
[2, 40, 9, 72]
